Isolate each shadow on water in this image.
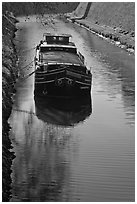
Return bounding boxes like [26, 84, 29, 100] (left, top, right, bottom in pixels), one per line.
[34, 95, 92, 127]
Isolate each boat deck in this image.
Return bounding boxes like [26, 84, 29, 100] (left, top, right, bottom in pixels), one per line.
[40, 51, 84, 66]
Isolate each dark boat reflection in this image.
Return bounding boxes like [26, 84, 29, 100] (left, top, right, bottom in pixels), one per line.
[34, 95, 92, 127]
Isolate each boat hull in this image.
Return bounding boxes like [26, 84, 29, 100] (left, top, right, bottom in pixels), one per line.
[34, 68, 92, 97]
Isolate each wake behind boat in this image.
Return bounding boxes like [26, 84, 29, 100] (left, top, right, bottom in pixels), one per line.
[34, 33, 92, 97]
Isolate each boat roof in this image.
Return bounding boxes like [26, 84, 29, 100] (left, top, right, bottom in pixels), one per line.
[39, 51, 84, 66]
[43, 33, 72, 38]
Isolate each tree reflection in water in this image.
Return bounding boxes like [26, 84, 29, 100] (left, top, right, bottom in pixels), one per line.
[10, 108, 74, 201]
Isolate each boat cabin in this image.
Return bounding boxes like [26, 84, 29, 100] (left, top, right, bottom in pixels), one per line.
[35, 33, 86, 73]
[43, 33, 72, 45]
[36, 33, 77, 54]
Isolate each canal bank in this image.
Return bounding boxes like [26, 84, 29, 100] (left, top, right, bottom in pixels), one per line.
[66, 18, 135, 54]
[66, 2, 135, 54]
[2, 12, 18, 201]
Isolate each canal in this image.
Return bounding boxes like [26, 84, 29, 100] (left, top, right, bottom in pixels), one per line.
[9, 15, 135, 202]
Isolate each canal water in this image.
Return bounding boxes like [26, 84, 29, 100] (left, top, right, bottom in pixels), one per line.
[9, 15, 135, 202]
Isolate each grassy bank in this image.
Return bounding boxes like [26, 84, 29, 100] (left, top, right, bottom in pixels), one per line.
[68, 2, 135, 54]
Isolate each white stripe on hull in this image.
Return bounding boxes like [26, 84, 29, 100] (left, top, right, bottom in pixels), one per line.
[80, 87, 90, 89]
[35, 80, 55, 84]
[75, 80, 91, 86]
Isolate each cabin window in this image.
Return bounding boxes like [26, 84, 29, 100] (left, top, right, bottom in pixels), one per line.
[59, 37, 64, 41]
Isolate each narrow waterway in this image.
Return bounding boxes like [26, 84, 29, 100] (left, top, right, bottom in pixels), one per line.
[9, 15, 135, 202]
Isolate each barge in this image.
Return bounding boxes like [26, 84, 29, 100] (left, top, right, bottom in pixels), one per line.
[34, 33, 92, 97]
